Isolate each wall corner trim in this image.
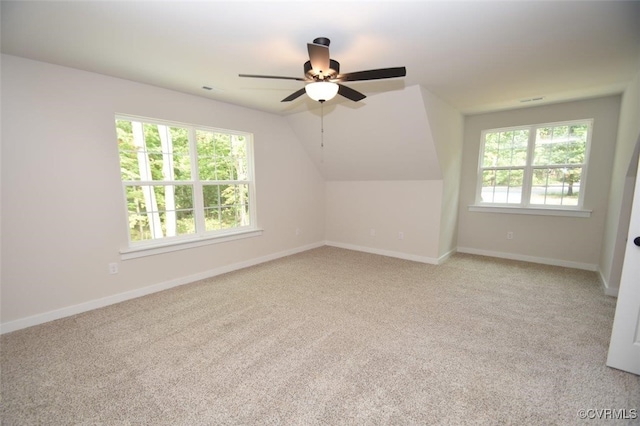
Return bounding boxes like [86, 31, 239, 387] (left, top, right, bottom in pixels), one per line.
[599, 269, 620, 297]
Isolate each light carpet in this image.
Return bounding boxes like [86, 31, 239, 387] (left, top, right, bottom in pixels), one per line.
[1, 247, 639, 425]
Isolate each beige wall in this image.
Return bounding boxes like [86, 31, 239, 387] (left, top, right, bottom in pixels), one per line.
[600, 67, 640, 293]
[325, 180, 443, 262]
[322, 86, 462, 264]
[286, 85, 442, 181]
[11, 49, 626, 331]
[457, 96, 622, 269]
[0, 55, 325, 327]
[421, 87, 463, 258]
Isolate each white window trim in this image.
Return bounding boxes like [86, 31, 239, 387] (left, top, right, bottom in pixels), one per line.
[115, 114, 259, 255]
[468, 205, 591, 218]
[119, 228, 264, 260]
[471, 119, 593, 216]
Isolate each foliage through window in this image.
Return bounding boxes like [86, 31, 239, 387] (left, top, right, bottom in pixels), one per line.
[115, 116, 255, 245]
[478, 119, 592, 208]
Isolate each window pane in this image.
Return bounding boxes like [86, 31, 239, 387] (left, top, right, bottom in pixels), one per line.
[117, 120, 142, 181]
[215, 157, 234, 180]
[480, 169, 523, 204]
[512, 130, 529, 167]
[483, 130, 528, 168]
[203, 185, 221, 208]
[567, 124, 588, 164]
[124, 185, 194, 241]
[117, 120, 191, 182]
[196, 130, 214, 180]
[202, 184, 250, 230]
[215, 133, 232, 157]
[482, 133, 499, 167]
[128, 213, 150, 242]
[197, 130, 247, 182]
[142, 123, 162, 153]
[204, 208, 222, 231]
[220, 206, 237, 229]
[175, 210, 196, 235]
[126, 185, 148, 213]
[480, 169, 497, 202]
[530, 167, 582, 206]
[233, 136, 248, 179]
[147, 153, 164, 180]
[173, 185, 194, 210]
[534, 127, 551, 165]
[478, 121, 588, 209]
[117, 116, 254, 245]
[534, 124, 586, 166]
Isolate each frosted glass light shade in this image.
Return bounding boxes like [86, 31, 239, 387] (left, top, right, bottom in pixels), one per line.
[305, 82, 339, 102]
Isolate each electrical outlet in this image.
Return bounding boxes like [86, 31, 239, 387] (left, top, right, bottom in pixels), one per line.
[295, 228, 301, 235]
[370, 228, 376, 237]
[398, 231, 404, 240]
[507, 231, 514, 240]
[108, 263, 119, 274]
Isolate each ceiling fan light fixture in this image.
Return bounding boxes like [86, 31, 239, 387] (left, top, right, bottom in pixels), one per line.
[305, 81, 339, 102]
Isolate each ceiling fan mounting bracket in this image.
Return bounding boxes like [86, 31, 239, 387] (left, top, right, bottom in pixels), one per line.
[313, 37, 331, 47]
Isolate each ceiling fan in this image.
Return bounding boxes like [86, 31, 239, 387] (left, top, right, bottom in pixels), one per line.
[239, 37, 407, 103]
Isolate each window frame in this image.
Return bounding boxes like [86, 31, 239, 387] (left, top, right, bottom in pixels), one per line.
[473, 119, 593, 216]
[115, 114, 260, 259]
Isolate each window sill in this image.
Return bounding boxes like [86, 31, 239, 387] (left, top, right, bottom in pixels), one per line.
[120, 228, 264, 260]
[468, 205, 592, 218]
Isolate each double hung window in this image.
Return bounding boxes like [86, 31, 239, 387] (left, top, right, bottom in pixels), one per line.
[477, 119, 592, 211]
[115, 115, 256, 249]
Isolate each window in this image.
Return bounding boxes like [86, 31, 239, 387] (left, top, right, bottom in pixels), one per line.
[115, 115, 257, 250]
[476, 119, 592, 211]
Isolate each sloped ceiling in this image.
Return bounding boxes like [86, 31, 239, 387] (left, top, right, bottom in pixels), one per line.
[1, 1, 639, 116]
[2, 1, 638, 184]
[286, 85, 440, 181]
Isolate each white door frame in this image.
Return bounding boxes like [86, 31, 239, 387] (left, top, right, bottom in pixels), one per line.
[607, 148, 640, 375]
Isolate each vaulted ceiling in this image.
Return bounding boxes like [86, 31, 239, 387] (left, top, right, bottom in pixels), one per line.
[2, 1, 639, 116]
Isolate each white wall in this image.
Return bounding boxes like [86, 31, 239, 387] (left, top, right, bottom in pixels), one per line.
[286, 85, 441, 181]
[0, 55, 325, 329]
[600, 66, 640, 294]
[457, 96, 622, 270]
[325, 180, 443, 263]
[421, 87, 463, 258]
[316, 86, 462, 264]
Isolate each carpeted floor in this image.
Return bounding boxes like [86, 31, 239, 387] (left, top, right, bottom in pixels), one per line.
[1, 247, 639, 425]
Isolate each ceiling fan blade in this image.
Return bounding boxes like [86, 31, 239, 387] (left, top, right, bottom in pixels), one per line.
[307, 43, 330, 75]
[338, 84, 366, 102]
[281, 88, 307, 102]
[239, 73, 306, 81]
[335, 67, 406, 82]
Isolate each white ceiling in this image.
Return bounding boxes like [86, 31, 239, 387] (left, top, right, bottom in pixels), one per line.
[2, 1, 640, 116]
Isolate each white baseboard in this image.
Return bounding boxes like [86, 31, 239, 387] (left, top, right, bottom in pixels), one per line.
[0, 242, 325, 335]
[2, 242, 608, 334]
[324, 241, 441, 265]
[456, 247, 598, 271]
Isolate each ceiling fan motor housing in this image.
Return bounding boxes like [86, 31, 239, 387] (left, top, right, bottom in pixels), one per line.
[304, 59, 340, 80]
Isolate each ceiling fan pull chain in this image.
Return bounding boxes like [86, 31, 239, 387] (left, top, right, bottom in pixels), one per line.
[320, 101, 325, 163]
[321, 102, 324, 147]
